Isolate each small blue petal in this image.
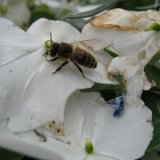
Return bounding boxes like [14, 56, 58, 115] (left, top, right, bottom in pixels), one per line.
[107, 96, 124, 117]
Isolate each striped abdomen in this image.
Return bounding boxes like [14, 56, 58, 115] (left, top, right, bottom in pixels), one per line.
[72, 47, 97, 68]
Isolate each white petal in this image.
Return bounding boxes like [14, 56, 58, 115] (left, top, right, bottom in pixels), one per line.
[0, 48, 93, 132]
[0, 126, 85, 160]
[90, 9, 160, 31]
[87, 154, 116, 160]
[64, 91, 101, 145]
[82, 23, 154, 55]
[82, 50, 114, 84]
[27, 18, 82, 43]
[92, 96, 153, 160]
[0, 18, 41, 66]
[107, 35, 160, 97]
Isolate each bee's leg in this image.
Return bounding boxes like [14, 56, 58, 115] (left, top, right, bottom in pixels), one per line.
[50, 57, 59, 61]
[42, 52, 48, 57]
[71, 59, 85, 78]
[53, 60, 69, 74]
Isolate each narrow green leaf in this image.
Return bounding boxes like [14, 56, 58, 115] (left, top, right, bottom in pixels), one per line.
[142, 151, 160, 160]
[0, 149, 24, 160]
[104, 48, 119, 58]
[81, 83, 123, 100]
[81, 83, 123, 92]
[65, 0, 124, 19]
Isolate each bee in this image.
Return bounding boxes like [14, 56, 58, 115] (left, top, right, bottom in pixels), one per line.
[44, 33, 97, 77]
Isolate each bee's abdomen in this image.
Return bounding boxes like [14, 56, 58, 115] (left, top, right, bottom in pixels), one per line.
[73, 48, 97, 68]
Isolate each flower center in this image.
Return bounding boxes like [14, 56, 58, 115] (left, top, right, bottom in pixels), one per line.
[85, 140, 94, 154]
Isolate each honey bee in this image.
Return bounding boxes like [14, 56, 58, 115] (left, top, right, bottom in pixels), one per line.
[44, 33, 97, 77]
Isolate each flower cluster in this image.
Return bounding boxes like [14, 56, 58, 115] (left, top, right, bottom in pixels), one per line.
[0, 8, 158, 160]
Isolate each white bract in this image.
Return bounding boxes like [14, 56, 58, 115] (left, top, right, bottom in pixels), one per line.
[0, 91, 153, 160]
[82, 8, 160, 97]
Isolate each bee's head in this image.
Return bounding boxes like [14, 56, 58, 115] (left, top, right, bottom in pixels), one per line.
[44, 32, 59, 57]
[44, 32, 53, 55]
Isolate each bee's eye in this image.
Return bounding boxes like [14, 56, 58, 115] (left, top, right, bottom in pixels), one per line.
[50, 43, 59, 57]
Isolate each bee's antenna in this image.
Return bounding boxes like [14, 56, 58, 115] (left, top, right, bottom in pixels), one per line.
[50, 32, 53, 42]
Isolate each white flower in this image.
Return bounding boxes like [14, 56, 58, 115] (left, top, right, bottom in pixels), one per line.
[0, 16, 153, 160]
[0, 91, 153, 160]
[0, 18, 112, 132]
[82, 8, 160, 97]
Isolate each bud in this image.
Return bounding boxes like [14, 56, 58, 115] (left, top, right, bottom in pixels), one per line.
[85, 140, 94, 154]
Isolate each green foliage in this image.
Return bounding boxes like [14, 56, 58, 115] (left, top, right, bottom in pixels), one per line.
[65, 0, 123, 19]
[29, 3, 55, 24]
[142, 151, 160, 160]
[143, 62, 160, 153]
[142, 91, 160, 152]
[145, 64, 160, 86]
[0, 149, 24, 160]
[82, 83, 123, 100]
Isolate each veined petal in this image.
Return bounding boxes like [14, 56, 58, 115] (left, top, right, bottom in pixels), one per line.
[64, 91, 101, 145]
[107, 35, 160, 97]
[90, 9, 160, 31]
[0, 126, 85, 160]
[0, 18, 41, 66]
[87, 154, 116, 160]
[92, 96, 153, 160]
[0, 48, 93, 132]
[82, 23, 154, 55]
[27, 18, 82, 43]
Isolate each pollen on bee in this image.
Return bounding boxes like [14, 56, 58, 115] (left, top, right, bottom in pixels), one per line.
[45, 40, 52, 49]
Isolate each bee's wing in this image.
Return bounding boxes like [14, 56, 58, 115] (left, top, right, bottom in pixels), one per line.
[71, 43, 97, 68]
[72, 39, 106, 51]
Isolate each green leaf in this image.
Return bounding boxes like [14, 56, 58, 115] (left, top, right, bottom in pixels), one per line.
[148, 51, 160, 64]
[142, 91, 160, 152]
[81, 83, 123, 100]
[81, 83, 123, 92]
[147, 119, 160, 152]
[142, 92, 160, 123]
[142, 151, 160, 160]
[29, 4, 55, 24]
[0, 149, 24, 160]
[145, 64, 160, 85]
[65, 0, 124, 19]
